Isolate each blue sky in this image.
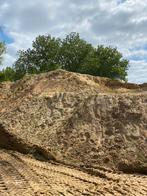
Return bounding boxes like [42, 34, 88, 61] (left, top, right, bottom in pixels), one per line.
[0, 27, 14, 44]
[0, 0, 147, 84]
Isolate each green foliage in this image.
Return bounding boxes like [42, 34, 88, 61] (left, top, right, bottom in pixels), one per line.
[0, 67, 15, 82]
[0, 32, 129, 82]
[13, 50, 29, 80]
[79, 49, 100, 76]
[14, 35, 61, 76]
[95, 45, 129, 81]
[32, 35, 61, 72]
[0, 71, 5, 82]
[3, 67, 15, 81]
[0, 42, 6, 65]
[70, 43, 129, 81]
[60, 32, 94, 72]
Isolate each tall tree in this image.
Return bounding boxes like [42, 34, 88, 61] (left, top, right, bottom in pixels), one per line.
[12, 33, 129, 82]
[60, 32, 94, 72]
[0, 42, 6, 82]
[0, 42, 6, 65]
[95, 45, 129, 81]
[14, 35, 61, 77]
[3, 67, 16, 81]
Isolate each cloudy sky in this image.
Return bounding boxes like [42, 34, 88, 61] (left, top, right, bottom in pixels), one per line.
[0, 0, 147, 83]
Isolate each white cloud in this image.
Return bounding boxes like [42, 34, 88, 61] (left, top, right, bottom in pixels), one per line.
[128, 60, 147, 83]
[0, 0, 147, 83]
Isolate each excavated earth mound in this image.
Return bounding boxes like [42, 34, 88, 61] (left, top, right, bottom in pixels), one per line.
[0, 69, 147, 195]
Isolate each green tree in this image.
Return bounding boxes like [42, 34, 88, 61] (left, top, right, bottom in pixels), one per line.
[75, 45, 129, 81]
[79, 49, 100, 76]
[0, 71, 5, 82]
[0, 42, 6, 82]
[3, 67, 16, 81]
[13, 50, 30, 80]
[31, 35, 61, 72]
[14, 35, 61, 76]
[60, 32, 94, 72]
[94, 45, 129, 81]
[0, 42, 6, 65]
[13, 33, 129, 82]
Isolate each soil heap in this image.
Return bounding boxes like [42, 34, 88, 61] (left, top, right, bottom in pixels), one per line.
[0, 69, 147, 195]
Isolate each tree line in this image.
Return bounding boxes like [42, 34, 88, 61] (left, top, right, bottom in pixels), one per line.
[0, 32, 129, 82]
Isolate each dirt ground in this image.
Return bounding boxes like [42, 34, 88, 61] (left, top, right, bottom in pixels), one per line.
[0, 149, 147, 196]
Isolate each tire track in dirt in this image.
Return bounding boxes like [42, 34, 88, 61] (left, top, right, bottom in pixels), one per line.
[0, 174, 10, 196]
[0, 149, 147, 196]
[19, 152, 147, 196]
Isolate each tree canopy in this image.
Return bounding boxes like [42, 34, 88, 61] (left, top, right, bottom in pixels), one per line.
[0, 42, 6, 82]
[0, 33, 129, 82]
[59, 32, 94, 72]
[0, 42, 6, 66]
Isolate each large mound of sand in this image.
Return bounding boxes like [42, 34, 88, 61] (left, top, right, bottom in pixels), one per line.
[0, 69, 147, 174]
